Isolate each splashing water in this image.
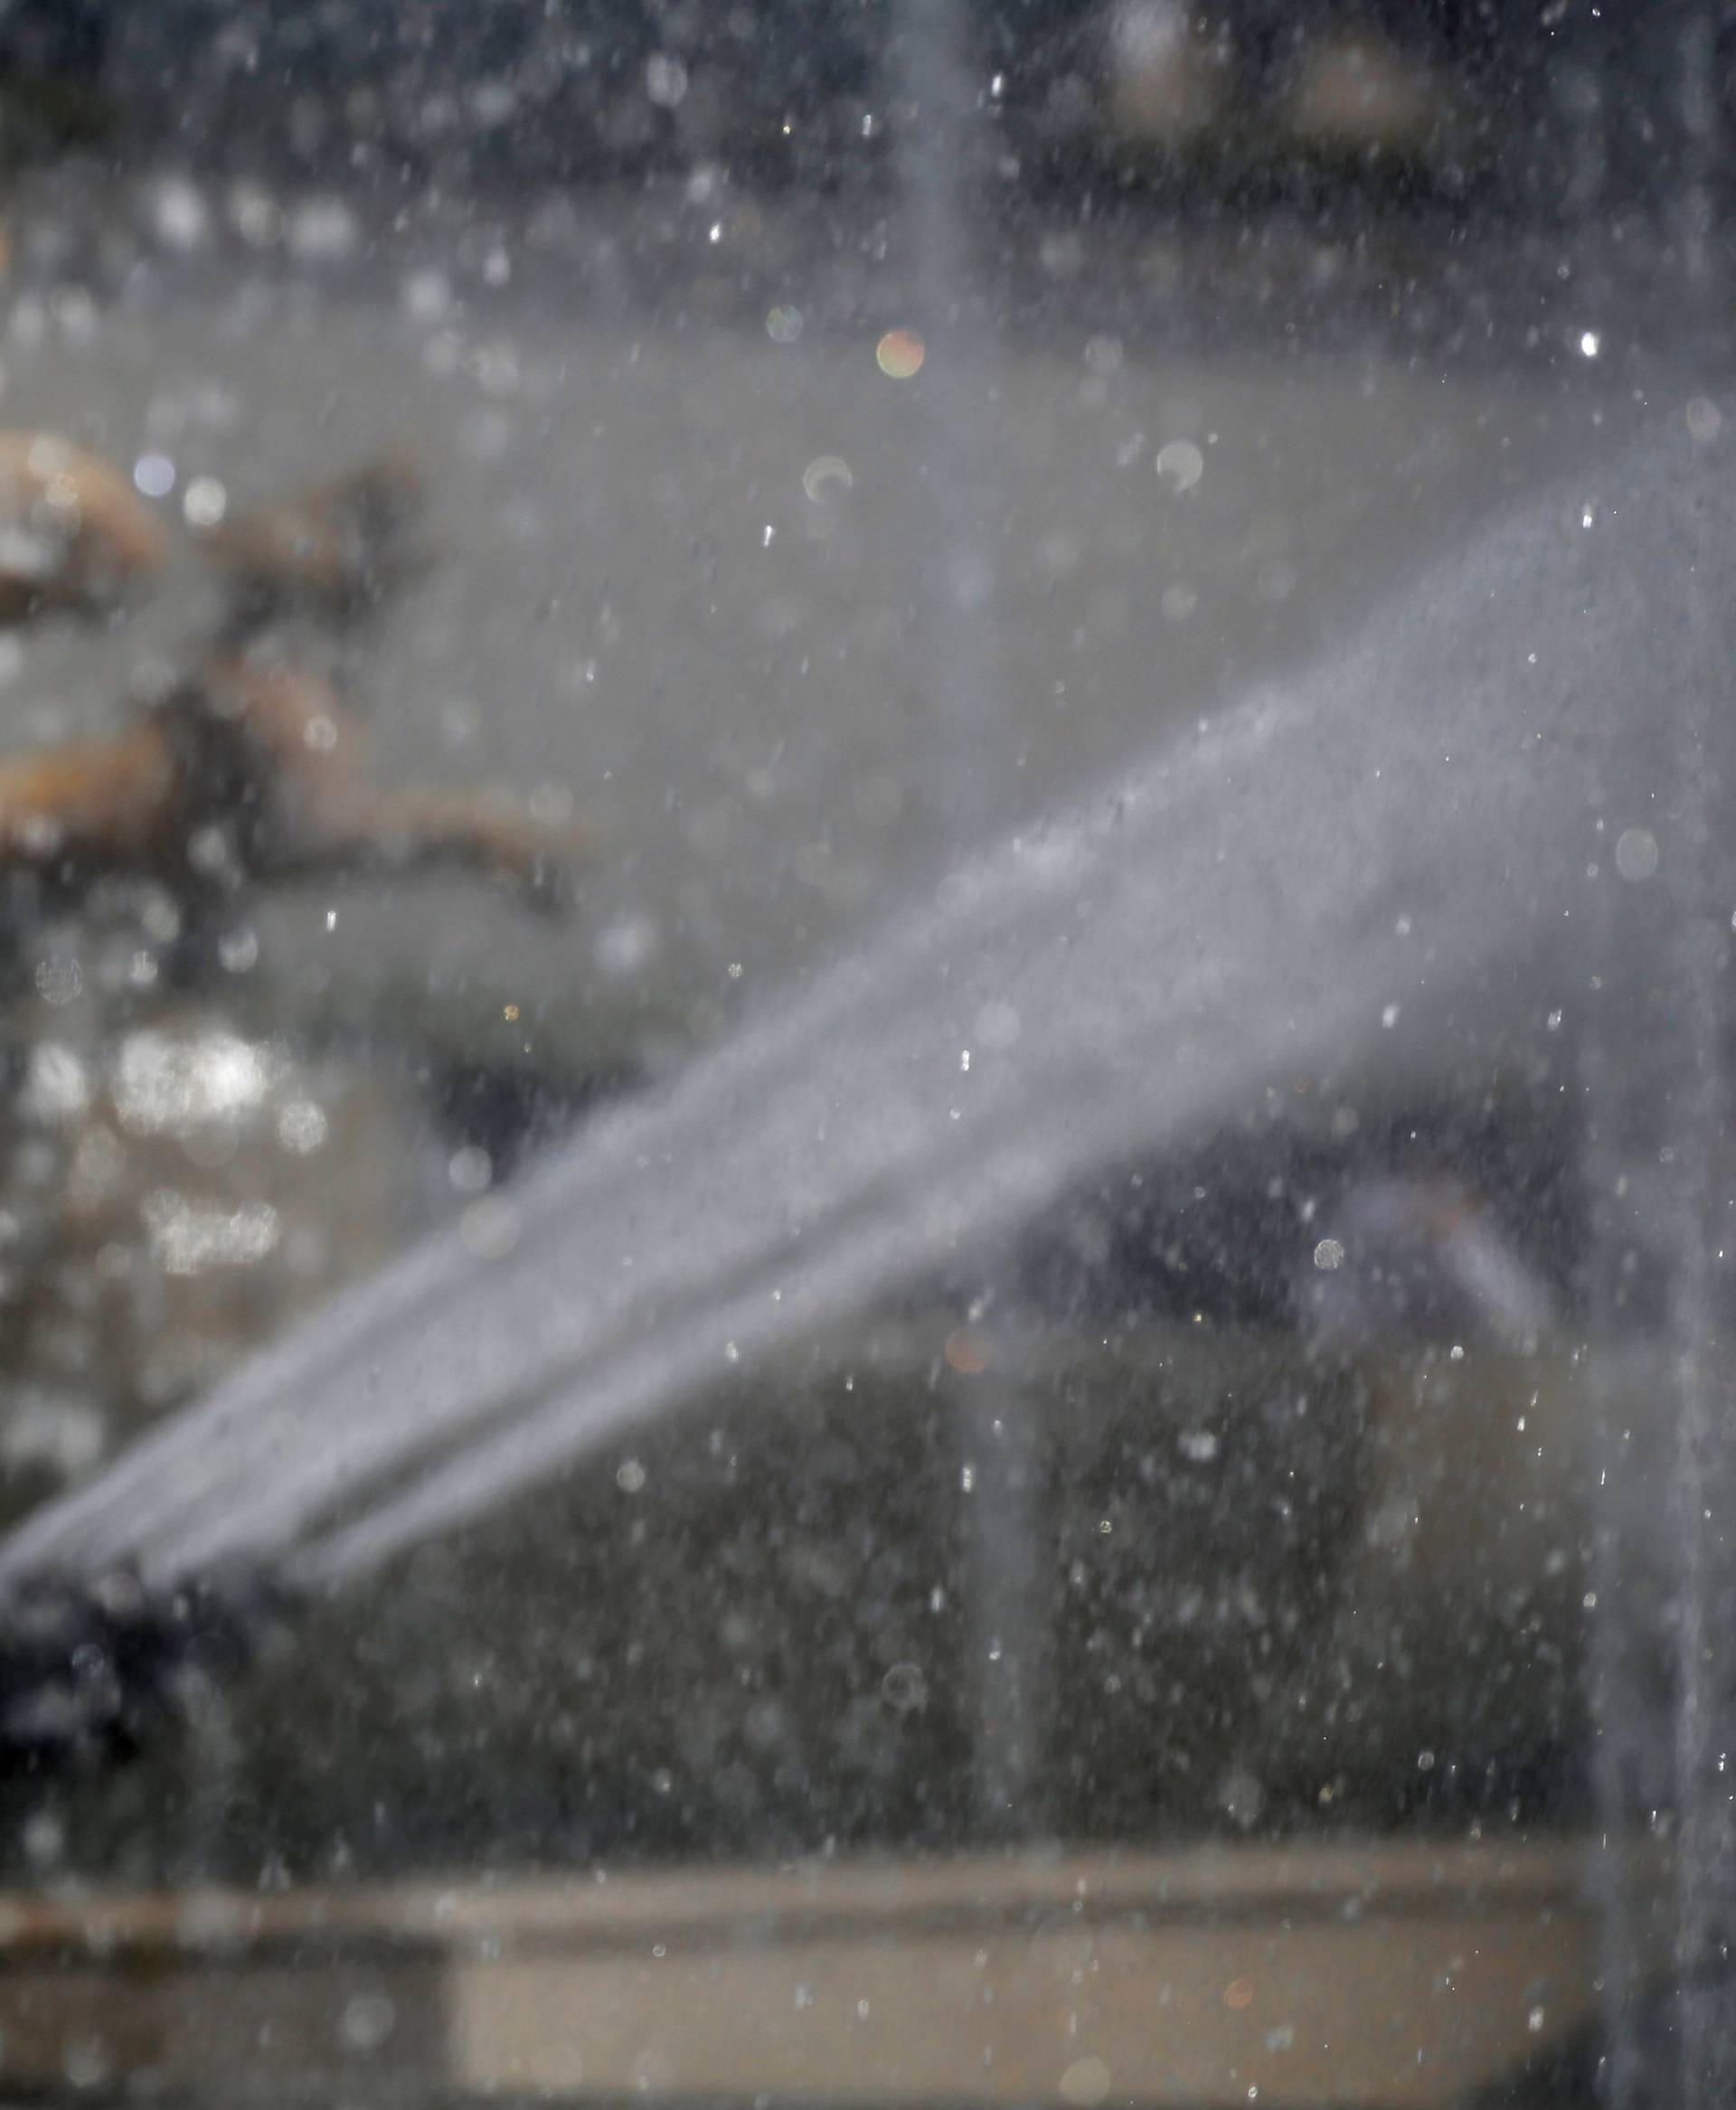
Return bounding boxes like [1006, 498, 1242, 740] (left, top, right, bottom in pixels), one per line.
[0, 420, 1718, 1611]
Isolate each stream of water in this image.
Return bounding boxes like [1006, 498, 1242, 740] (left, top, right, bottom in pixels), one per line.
[0, 415, 1716, 1608]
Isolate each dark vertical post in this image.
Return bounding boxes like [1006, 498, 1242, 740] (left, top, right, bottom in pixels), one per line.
[953, 1372, 1049, 1835]
[1577, 388, 1736, 2107]
[1664, 661, 1736, 2108]
[889, 0, 1049, 1837]
[1580, 1028, 1671, 2110]
[1586, 430, 1736, 2109]
[1659, 31, 1736, 2079]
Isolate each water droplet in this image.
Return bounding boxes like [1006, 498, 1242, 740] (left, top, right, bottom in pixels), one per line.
[876, 328, 926, 379]
[880, 1661, 928, 1712]
[228, 180, 281, 246]
[183, 475, 227, 528]
[1313, 1238, 1344, 1271]
[33, 956, 80, 1007]
[1060, 2057, 1112, 2106]
[646, 53, 689, 106]
[617, 1458, 646, 1493]
[149, 176, 210, 251]
[944, 1329, 993, 1374]
[218, 925, 259, 974]
[62, 2038, 108, 2089]
[596, 913, 661, 978]
[401, 269, 452, 324]
[1615, 827, 1659, 881]
[1156, 439, 1204, 492]
[18, 1041, 85, 1125]
[277, 1100, 328, 1154]
[23, 1808, 64, 1867]
[448, 1145, 493, 1195]
[460, 1198, 520, 1259]
[801, 456, 854, 504]
[133, 452, 175, 498]
[287, 197, 359, 264]
[52, 290, 103, 351]
[340, 1992, 396, 2053]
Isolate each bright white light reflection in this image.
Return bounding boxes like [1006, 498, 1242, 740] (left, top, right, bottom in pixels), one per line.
[114, 1030, 278, 1134]
[142, 1194, 280, 1276]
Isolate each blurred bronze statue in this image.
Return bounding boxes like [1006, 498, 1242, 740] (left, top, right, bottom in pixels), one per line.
[0, 434, 585, 914]
[0, 433, 168, 619]
[195, 441, 430, 620]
